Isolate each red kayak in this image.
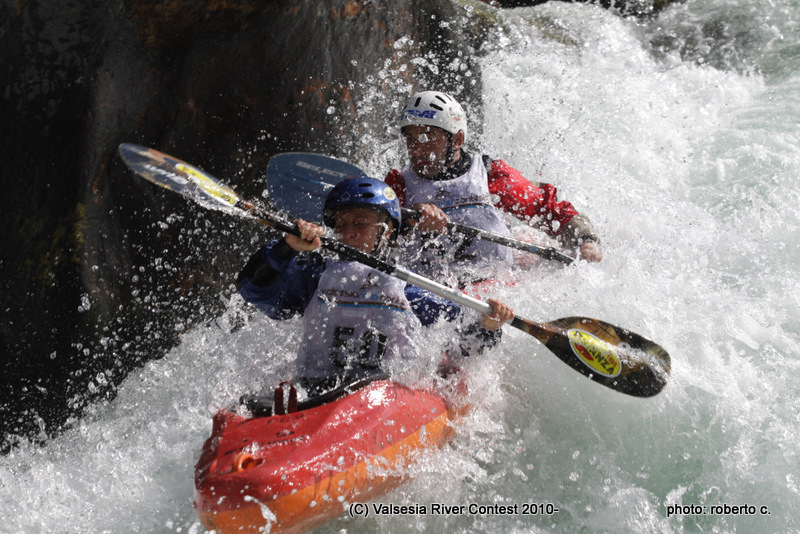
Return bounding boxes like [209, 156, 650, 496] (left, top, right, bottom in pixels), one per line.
[193, 376, 467, 533]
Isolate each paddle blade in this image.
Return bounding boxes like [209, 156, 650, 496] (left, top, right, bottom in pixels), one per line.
[511, 316, 671, 397]
[119, 143, 248, 217]
[266, 153, 365, 223]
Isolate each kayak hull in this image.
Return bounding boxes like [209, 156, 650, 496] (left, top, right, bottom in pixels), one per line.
[193, 379, 465, 533]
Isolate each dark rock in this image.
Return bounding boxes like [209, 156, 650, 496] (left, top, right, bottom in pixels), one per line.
[0, 0, 482, 451]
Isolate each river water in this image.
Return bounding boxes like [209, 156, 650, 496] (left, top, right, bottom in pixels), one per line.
[2, 1, 799, 532]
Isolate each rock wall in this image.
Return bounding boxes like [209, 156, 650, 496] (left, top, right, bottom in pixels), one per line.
[0, 0, 678, 451]
[0, 0, 483, 451]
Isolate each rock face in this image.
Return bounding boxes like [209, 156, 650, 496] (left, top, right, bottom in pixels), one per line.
[0, 0, 483, 450]
[1, 0, 673, 451]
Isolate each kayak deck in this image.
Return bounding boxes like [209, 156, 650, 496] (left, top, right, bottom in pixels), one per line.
[194, 379, 467, 533]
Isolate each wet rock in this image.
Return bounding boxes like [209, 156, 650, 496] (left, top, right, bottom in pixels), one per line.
[0, 0, 481, 451]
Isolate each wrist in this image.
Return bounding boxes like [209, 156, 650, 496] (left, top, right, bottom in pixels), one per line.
[274, 238, 298, 259]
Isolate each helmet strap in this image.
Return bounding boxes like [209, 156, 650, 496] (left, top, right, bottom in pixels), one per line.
[443, 131, 464, 170]
[370, 220, 396, 258]
[443, 132, 455, 168]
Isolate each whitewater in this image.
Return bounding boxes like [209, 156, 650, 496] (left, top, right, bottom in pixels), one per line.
[2, 0, 799, 532]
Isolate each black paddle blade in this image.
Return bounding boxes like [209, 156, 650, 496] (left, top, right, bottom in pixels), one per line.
[511, 316, 671, 397]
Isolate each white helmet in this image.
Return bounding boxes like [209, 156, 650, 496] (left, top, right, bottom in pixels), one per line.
[399, 91, 468, 142]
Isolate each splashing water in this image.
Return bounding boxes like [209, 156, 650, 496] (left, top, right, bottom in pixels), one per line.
[2, 1, 800, 532]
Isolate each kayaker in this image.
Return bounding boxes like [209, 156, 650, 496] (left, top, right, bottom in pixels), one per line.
[237, 176, 514, 395]
[385, 90, 603, 284]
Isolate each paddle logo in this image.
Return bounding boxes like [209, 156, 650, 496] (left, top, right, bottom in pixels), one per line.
[296, 160, 349, 178]
[176, 163, 238, 207]
[568, 329, 622, 377]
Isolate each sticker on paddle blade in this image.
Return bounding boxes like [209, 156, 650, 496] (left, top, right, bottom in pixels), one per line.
[567, 329, 622, 378]
[176, 163, 238, 207]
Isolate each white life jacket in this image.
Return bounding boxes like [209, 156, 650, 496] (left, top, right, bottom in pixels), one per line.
[296, 259, 421, 380]
[400, 154, 514, 276]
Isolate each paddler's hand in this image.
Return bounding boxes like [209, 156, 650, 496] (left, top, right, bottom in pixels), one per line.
[481, 298, 514, 331]
[579, 241, 603, 262]
[286, 219, 323, 251]
[410, 203, 448, 234]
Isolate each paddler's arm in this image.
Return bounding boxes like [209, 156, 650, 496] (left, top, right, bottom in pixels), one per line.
[480, 299, 514, 331]
[385, 169, 449, 236]
[486, 157, 603, 262]
[405, 284, 461, 326]
[563, 215, 603, 262]
[406, 203, 449, 234]
[407, 285, 513, 349]
[454, 298, 514, 354]
[237, 238, 296, 289]
[284, 219, 324, 251]
[237, 221, 325, 319]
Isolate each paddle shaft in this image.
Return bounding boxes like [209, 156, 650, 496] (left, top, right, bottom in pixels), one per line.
[242, 199, 502, 319]
[213, 202, 660, 394]
[265, 152, 576, 264]
[210, 184, 590, 350]
[119, 143, 670, 397]
[399, 208, 575, 264]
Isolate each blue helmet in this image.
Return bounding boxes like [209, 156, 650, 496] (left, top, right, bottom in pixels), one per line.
[323, 177, 402, 236]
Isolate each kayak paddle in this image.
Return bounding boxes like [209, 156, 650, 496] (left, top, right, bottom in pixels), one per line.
[118, 143, 670, 397]
[266, 152, 576, 264]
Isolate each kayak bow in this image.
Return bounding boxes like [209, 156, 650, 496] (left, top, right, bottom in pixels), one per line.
[194, 379, 468, 533]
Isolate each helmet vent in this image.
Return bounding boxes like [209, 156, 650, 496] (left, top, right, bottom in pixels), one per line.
[399, 90, 467, 141]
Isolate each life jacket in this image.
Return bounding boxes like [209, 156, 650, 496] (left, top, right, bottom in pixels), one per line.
[296, 259, 421, 382]
[399, 154, 514, 277]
